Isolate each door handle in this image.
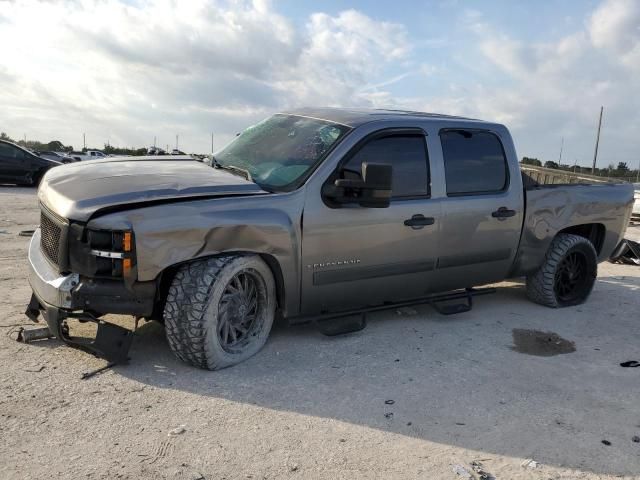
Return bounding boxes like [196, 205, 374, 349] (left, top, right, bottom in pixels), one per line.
[491, 207, 516, 219]
[404, 214, 435, 229]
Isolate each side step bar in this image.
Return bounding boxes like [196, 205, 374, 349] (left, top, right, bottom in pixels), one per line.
[309, 287, 496, 336]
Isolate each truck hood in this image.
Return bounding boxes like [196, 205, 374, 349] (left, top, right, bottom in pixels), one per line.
[38, 157, 268, 221]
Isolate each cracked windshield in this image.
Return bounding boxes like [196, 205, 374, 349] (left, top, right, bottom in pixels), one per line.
[214, 114, 350, 190]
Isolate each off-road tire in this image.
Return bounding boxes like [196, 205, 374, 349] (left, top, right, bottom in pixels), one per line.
[163, 255, 276, 370]
[526, 233, 597, 308]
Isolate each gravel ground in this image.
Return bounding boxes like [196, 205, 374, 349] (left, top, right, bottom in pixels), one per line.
[1, 186, 639, 480]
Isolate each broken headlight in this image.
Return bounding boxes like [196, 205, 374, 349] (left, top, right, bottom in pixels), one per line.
[68, 227, 135, 279]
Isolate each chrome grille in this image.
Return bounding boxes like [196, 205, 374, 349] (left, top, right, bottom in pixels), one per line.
[40, 210, 63, 265]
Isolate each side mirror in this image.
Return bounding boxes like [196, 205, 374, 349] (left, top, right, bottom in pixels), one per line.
[324, 162, 392, 208]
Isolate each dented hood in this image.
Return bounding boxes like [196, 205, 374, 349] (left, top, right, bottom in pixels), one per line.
[38, 156, 267, 221]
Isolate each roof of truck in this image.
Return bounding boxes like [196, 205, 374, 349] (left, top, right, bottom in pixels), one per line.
[282, 107, 489, 128]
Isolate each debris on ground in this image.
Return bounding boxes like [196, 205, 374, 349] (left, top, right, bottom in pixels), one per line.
[24, 365, 45, 373]
[396, 307, 418, 316]
[81, 362, 116, 380]
[384, 399, 395, 405]
[18, 229, 36, 237]
[601, 440, 611, 446]
[471, 460, 495, 479]
[16, 326, 53, 343]
[521, 459, 540, 469]
[383, 412, 393, 419]
[168, 425, 187, 437]
[452, 464, 473, 479]
[632, 435, 640, 443]
[609, 239, 640, 265]
[620, 361, 640, 368]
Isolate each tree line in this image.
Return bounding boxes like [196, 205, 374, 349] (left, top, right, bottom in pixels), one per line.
[0, 132, 148, 156]
[521, 156, 638, 181]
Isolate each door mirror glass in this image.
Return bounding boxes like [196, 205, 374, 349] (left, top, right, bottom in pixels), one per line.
[324, 162, 392, 208]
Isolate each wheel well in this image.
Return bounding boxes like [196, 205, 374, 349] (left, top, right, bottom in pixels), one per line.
[151, 252, 286, 321]
[557, 223, 605, 254]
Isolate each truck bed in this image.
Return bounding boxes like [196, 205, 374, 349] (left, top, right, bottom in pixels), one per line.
[511, 179, 635, 276]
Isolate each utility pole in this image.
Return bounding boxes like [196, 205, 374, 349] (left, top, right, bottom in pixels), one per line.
[83, 133, 86, 150]
[211, 132, 214, 154]
[175, 135, 179, 150]
[591, 106, 603, 174]
[154, 136, 156, 148]
[23, 134, 26, 144]
[573, 159, 577, 173]
[558, 137, 564, 164]
[637, 159, 639, 183]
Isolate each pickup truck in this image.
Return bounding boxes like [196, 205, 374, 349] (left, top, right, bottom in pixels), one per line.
[25, 108, 635, 369]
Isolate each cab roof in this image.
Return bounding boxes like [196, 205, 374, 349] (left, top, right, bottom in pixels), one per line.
[282, 107, 489, 128]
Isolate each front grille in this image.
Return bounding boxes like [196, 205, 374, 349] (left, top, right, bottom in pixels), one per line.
[40, 210, 63, 265]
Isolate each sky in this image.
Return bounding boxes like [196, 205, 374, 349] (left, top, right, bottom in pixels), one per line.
[0, 0, 638, 168]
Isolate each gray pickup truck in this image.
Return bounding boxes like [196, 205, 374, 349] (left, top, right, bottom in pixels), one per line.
[25, 108, 634, 369]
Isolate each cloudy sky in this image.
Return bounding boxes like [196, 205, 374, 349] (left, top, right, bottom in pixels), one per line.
[0, 0, 638, 168]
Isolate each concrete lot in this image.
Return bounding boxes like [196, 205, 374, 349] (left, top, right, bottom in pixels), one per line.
[1, 186, 639, 480]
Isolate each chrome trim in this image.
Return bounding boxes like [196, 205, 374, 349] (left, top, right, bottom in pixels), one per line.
[28, 229, 78, 308]
[90, 249, 125, 259]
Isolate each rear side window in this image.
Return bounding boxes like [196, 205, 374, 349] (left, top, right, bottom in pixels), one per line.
[343, 135, 429, 197]
[440, 130, 508, 195]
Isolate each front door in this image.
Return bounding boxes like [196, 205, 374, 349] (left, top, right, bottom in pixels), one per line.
[300, 130, 442, 315]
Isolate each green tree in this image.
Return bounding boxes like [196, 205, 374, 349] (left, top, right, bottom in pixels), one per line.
[544, 161, 559, 169]
[616, 162, 629, 173]
[521, 157, 542, 166]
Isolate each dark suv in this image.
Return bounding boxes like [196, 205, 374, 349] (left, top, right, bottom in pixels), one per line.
[0, 140, 61, 186]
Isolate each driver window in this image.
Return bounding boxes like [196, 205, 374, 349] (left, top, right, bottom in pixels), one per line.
[343, 135, 430, 198]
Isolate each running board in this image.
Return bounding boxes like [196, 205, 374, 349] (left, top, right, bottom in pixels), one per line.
[307, 287, 496, 336]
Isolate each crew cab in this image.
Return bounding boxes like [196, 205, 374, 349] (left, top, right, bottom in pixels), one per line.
[25, 108, 634, 369]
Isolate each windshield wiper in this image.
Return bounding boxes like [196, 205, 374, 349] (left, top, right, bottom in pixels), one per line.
[211, 156, 253, 182]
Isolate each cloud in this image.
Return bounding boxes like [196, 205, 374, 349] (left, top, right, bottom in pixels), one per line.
[395, 0, 640, 167]
[0, 0, 409, 151]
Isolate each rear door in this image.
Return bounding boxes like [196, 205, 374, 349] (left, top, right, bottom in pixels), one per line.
[434, 128, 523, 290]
[300, 129, 442, 315]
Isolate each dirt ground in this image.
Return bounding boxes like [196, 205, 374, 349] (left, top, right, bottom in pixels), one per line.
[1, 186, 639, 480]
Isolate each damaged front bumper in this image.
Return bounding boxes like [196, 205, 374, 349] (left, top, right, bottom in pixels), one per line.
[25, 228, 155, 363]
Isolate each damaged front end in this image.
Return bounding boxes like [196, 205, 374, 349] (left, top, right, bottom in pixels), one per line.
[25, 210, 156, 363]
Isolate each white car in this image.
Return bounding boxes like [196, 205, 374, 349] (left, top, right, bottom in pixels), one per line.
[68, 150, 108, 161]
[633, 183, 640, 215]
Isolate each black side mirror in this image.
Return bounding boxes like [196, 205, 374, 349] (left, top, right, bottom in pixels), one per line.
[324, 162, 392, 208]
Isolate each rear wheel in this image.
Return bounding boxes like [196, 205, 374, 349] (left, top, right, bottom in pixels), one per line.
[526, 233, 597, 308]
[163, 255, 276, 370]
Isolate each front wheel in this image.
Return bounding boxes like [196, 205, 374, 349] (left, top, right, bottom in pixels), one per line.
[526, 233, 598, 308]
[163, 255, 276, 370]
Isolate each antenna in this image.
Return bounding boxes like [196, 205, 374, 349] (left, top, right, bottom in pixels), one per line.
[591, 106, 603, 174]
[558, 137, 564, 164]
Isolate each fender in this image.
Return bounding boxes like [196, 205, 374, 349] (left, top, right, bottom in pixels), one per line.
[87, 190, 305, 317]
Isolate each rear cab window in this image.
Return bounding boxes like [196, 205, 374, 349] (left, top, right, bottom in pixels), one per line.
[440, 130, 508, 196]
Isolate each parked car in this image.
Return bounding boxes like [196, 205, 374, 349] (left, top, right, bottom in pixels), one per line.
[0, 140, 61, 186]
[68, 150, 108, 161]
[36, 151, 75, 163]
[25, 108, 634, 370]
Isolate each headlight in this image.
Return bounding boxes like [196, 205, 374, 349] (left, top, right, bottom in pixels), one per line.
[68, 227, 135, 279]
[88, 229, 134, 277]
